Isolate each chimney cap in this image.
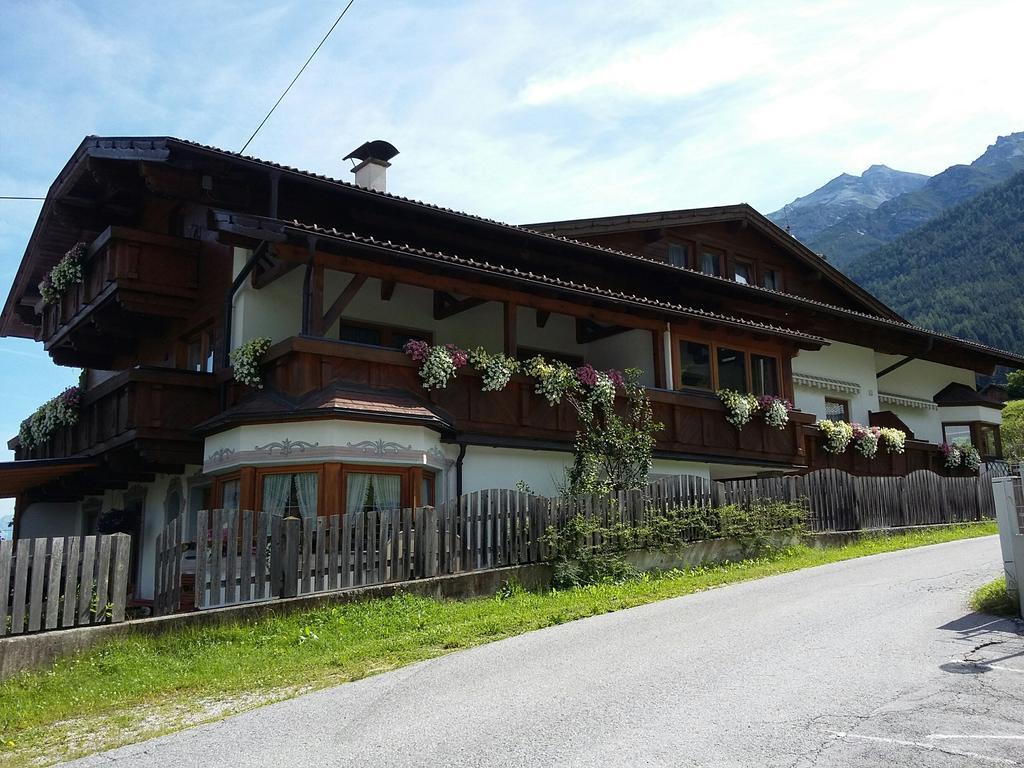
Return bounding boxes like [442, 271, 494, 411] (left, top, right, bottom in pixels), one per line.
[344, 140, 399, 164]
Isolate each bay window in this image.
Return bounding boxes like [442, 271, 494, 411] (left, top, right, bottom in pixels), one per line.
[262, 471, 319, 520]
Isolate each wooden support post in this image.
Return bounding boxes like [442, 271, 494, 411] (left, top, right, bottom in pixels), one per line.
[310, 264, 325, 336]
[504, 302, 518, 357]
[652, 329, 666, 389]
[321, 274, 367, 335]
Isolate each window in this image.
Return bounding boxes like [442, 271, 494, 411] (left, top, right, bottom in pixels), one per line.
[978, 424, 1000, 457]
[676, 338, 785, 395]
[422, 473, 436, 508]
[345, 471, 405, 514]
[824, 398, 849, 421]
[699, 249, 723, 277]
[762, 268, 782, 291]
[667, 243, 689, 268]
[716, 347, 747, 391]
[261, 471, 319, 520]
[679, 341, 712, 388]
[750, 354, 779, 396]
[733, 260, 753, 285]
[220, 478, 241, 511]
[183, 327, 215, 372]
[942, 424, 972, 446]
[339, 320, 431, 350]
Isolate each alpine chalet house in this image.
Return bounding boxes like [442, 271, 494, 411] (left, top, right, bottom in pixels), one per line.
[1, 136, 1018, 602]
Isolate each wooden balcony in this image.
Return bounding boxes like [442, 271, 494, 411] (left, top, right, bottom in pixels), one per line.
[13, 367, 218, 468]
[799, 427, 946, 476]
[235, 337, 814, 469]
[40, 227, 201, 367]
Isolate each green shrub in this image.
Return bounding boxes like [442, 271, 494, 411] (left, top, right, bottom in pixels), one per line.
[970, 576, 1018, 617]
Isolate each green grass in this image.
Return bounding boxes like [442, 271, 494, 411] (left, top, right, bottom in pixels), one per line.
[970, 575, 1019, 617]
[0, 521, 996, 767]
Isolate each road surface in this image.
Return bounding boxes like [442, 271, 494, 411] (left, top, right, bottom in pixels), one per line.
[67, 536, 1024, 767]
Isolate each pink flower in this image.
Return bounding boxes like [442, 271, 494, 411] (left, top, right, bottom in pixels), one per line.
[606, 369, 626, 388]
[574, 364, 598, 387]
[403, 340, 429, 362]
[445, 344, 468, 368]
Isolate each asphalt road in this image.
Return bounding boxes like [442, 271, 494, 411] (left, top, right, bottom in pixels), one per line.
[67, 536, 1024, 767]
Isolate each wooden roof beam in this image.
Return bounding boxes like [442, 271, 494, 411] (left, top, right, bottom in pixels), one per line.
[433, 291, 488, 320]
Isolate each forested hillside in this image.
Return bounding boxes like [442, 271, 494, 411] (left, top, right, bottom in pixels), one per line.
[846, 170, 1024, 353]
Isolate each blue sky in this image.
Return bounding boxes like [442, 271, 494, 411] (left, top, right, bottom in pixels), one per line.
[2, 0, 1024, 529]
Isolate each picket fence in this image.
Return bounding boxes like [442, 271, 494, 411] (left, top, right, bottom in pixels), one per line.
[1, 533, 131, 637]
[154, 469, 996, 615]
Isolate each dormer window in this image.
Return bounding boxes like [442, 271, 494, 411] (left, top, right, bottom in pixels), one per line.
[762, 267, 782, 291]
[700, 248, 724, 277]
[667, 243, 689, 268]
[733, 259, 753, 285]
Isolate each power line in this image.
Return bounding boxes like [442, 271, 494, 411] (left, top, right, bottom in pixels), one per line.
[0, 196, 46, 200]
[239, 0, 357, 154]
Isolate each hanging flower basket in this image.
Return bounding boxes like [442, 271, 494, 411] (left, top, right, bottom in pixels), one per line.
[851, 424, 880, 458]
[40, 243, 86, 305]
[757, 395, 792, 430]
[718, 389, 759, 429]
[878, 427, 906, 455]
[817, 419, 853, 454]
[18, 386, 82, 449]
[230, 337, 272, 388]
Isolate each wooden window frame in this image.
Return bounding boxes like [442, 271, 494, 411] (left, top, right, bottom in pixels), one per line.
[942, 421, 1002, 457]
[178, 323, 215, 373]
[672, 334, 783, 396]
[697, 246, 726, 277]
[255, 464, 327, 516]
[338, 319, 433, 350]
[762, 264, 784, 292]
[666, 241, 691, 269]
[731, 256, 755, 286]
[824, 397, 850, 422]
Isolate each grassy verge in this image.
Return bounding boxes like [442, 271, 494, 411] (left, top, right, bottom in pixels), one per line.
[0, 521, 996, 767]
[970, 575, 1019, 617]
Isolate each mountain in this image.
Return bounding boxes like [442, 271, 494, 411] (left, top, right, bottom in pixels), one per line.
[767, 165, 928, 244]
[805, 132, 1024, 268]
[845, 168, 1024, 353]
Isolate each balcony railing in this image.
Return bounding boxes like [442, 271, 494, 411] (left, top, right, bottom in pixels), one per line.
[234, 337, 813, 469]
[13, 367, 218, 464]
[40, 226, 200, 365]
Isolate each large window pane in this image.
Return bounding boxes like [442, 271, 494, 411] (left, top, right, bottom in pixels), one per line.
[717, 347, 747, 391]
[943, 424, 971, 445]
[667, 243, 688, 268]
[734, 262, 752, 285]
[979, 424, 999, 456]
[750, 354, 779, 396]
[346, 472, 405, 514]
[679, 341, 712, 388]
[700, 251, 722, 277]
[221, 479, 240, 511]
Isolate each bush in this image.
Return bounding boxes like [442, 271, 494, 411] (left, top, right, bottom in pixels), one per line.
[970, 576, 1018, 617]
[543, 498, 807, 587]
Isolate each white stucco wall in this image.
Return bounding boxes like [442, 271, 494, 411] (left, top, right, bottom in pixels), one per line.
[587, 329, 656, 387]
[792, 341, 880, 424]
[874, 355, 975, 399]
[231, 247, 303, 347]
[17, 502, 81, 539]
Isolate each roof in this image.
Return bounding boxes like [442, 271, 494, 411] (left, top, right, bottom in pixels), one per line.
[213, 210, 829, 348]
[933, 382, 1006, 409]
[195, 382, 454, 435]
[525, 204, 903, 321]
[4, 135, 1024, 370]
[0, 458, 97, 499]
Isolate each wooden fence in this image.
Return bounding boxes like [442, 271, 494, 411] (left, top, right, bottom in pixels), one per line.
[154, 469, 995, 614]
[1, 533, 131, 637]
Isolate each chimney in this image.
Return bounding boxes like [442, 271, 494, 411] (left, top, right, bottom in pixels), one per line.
[343, 140, 399, 193]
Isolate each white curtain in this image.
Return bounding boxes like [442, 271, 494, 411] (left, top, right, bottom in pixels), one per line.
[373, 474, 402, 513]
[262, 474, 292, 518]
[294, 472, 319, 521]
[346, 473, 372, 515]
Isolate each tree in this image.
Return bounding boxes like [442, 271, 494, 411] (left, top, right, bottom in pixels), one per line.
[1002, 399, 1024, 462]
[1007, 370, 1024, 400]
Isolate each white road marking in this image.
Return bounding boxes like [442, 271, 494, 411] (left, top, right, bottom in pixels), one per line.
[928, 735, 1024, 741]
[826, 731, 1020, 765]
